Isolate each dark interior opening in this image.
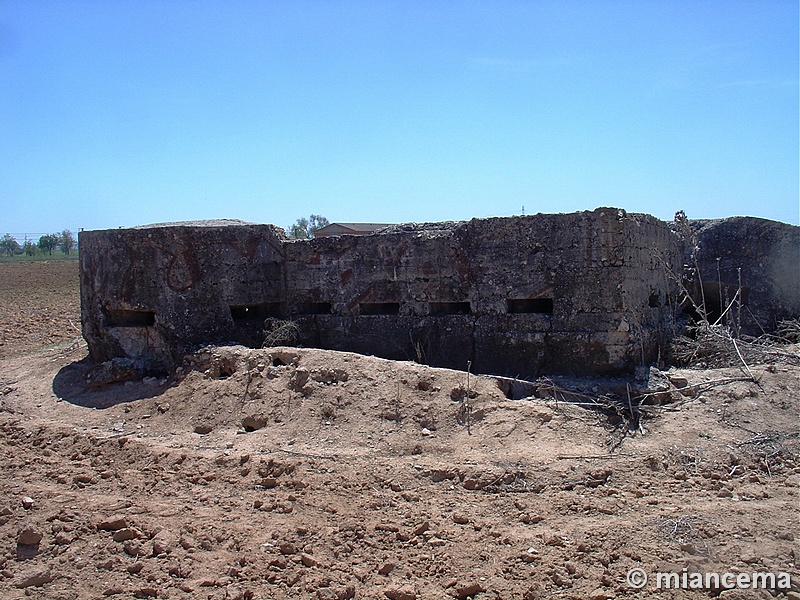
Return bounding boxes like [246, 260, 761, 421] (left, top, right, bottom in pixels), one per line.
[701, 282, 749, 324]
[429, 301, 471, 316]
[648, 293, 660, 308]
[496, 377, 539, 400]
[360, 302, 400, 316]
[302, 302, 332, 315]
[104, 309, 155, 327]
[230, 302, 284, 322]
[507, 298, 554, 315]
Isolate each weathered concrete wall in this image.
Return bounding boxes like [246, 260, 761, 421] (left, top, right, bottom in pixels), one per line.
[285, 209, 681, 375]
[79, 209, 684, 376]
[692, 217, 800, 335]
[80, 220, 286, 370]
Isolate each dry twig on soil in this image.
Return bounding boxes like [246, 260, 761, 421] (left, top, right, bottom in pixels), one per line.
[262, 318, 301, 348]
[671, 321, 800, 369]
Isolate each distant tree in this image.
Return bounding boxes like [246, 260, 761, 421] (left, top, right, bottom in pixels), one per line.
[59, 229, 76, 255]
[288, 218, 309, 239]
[288, 214, 330, 239]
[38, 233, 59, 255]
[308, 214, 329, 235]
[23, 240, 37, 256]
[0, 234, 20, 257]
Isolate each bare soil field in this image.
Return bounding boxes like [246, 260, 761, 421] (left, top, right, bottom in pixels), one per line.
[0, 260, 798, 599]
[0, 260, 81, 358]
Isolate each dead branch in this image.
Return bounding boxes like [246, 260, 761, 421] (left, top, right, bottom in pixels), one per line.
[636, 376, 754, 403]
[671, 321, 799, 369]
[556, 454, 631, 460]
[730, 336, 756, 381]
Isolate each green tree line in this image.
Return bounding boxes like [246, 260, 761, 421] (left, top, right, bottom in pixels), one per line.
[0, 230, 76, 257]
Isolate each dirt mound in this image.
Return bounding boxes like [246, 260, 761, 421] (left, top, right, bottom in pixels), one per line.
[53, 344, 608, 464]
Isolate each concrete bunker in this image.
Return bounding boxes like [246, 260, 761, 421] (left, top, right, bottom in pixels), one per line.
[78, 209, 798, 378]
[687, 216, 798, 335]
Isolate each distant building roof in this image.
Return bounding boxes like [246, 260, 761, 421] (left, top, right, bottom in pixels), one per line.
[314, 223, 392, 237]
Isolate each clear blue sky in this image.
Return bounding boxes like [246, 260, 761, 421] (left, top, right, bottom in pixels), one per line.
[1, 0, 798, 241]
